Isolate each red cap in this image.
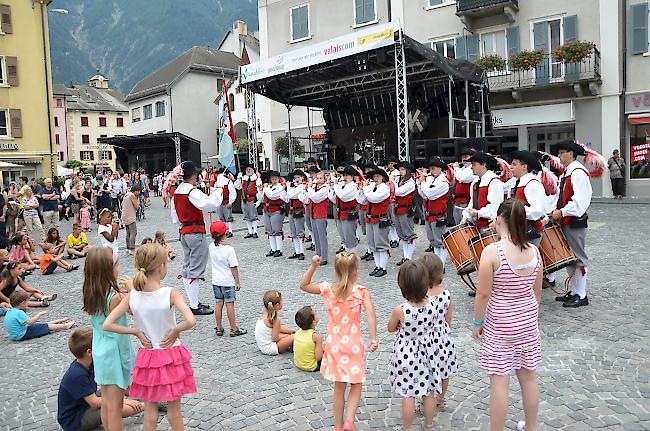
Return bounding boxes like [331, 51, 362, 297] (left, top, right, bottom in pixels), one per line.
[209, 220, 228, 236]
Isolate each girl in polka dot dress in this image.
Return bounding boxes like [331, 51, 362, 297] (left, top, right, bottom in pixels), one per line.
[388, 260, 443, 431]
[299, 252, 378, 431]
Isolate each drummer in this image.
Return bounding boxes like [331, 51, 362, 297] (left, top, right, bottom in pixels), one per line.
[418, 157, 451, 264]
[510, 151, 548, 247]
[462, 152, 505, 230]
[548, 140, 593, 308]
[452, 149, 478, 224]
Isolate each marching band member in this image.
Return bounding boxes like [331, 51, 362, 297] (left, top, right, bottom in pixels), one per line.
[357, 164, 375, 261]
[306, 172, 330, 266]
[452, 149, 477, 224]
[462, 152, 505, 230]
[419, 157, 450, 263]
[260, 171, 288, 258]
[171, 161, 223, 315]
[509, 151, 548, 247]
[304, 166, 321, 251]
[235, 164, 262, 238]
[363, 169, 392, 278]
[393, 162, 417, 265]
[216, 167, 236, 237]
[286, 169, 308, 260]
[332, 166, 361, 254]
[332, 163, 347, 253]
[549, 140, 595, 308]
[385, 157, 400, 249]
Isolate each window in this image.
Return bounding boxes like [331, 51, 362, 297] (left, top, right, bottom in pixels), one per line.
[132, 107, 141, 123]
[99, 117, 106, 127]
[481, 30, 507, 59]
[155, 101, 165, 117]
[229, 94, 235, 111]
[116, 117, 124, 127]
[55, 134, 59, 144]
[428, 0, 454, 8]
[630, 3, 649, 55]
[58, 152, 64, 161]
[54, 116, 58, 127]
[432, 39, 456, 59]
[630, 123, 650, 179]
[354, 0, 376, 26]
[290, 4, 310, 42]
[56, 98, 63, 108]
[80, 151, 94, 161]
[0, 110, 8, 137]
[99, 150, 113, 160]
[143, 104, 153, 120]
[81, 116, 88, 127]
[82, 134, 90, 144]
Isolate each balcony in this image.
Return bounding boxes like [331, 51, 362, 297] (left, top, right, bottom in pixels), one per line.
[487, 49, 601, 97]
[456, 0, 519, 28]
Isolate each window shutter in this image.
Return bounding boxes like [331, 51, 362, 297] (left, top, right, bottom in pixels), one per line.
[506, 26, 520, 60]
[563, 15, 578, 43]
[631, 2, 649, 55]
[466, 34, 480, 62]
[0, 4, 12, 34]
[5, 56, 18, 86]
[300, 7, 309, 38]
[9, 109, 21, 138]
[533, 22, 550, 85]
[356, 0, 364, 23]
[90, 151, 94, 161]
[291, 8, 300, 40]
[455, 36, 467, 60]
[365, 0, 375, 22]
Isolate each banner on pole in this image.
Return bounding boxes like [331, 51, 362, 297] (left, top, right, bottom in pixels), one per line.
[218, 79, 237, 174]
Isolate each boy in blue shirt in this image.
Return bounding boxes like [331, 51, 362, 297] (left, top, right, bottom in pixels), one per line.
[58, 328, 144, 431]
[3, 291, 74, 341]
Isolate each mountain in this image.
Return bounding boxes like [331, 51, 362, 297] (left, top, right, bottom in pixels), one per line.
[48, 0, 258, 94]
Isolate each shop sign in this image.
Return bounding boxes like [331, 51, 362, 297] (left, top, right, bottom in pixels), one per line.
[0, 143, 19, 150]
[492, 103, 574, 128]
[631, 142, 649, 163]
[310, 133, 327, 140]
[626, 92, 650, 114]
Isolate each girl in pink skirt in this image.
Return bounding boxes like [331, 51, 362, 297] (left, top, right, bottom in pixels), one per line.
[103, 243, 197, 430]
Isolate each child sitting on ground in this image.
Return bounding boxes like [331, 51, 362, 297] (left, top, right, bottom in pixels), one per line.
[140, 237, 153, 246]
[41, 243, 79, 275]
[57, 328, 144, 431]
[40, 227, 66, 256]
[67, 224, 93, 258]
[0, 261, 55, 307]
[9, 233, 39, 272]
[255, 290, 295, 355]
[154, 230, 175, 260]
[209, 221, 246, 337]
[293, 306, 323, 372]
[3, 291, 74, 341]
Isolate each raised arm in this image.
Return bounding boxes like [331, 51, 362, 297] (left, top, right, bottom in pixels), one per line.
[299, 256, 323, 295]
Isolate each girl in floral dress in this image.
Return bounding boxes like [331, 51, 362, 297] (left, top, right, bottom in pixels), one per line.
[299, 252, 378, 431]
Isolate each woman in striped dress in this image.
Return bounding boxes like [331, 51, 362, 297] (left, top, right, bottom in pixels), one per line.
[472, 198, 542, 431]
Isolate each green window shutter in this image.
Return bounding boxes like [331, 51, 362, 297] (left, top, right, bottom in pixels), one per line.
[455, 36, 467, 60]
[564, 15, 578, 43]
[466, 34, 480, 62]
[506, 26, 520, 59]
[631, 2, 649, 55]
[533, 22, 550, 84]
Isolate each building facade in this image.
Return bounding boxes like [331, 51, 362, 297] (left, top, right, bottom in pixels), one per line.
[53, 90, 69, 163]
[0, 0, 56, 181]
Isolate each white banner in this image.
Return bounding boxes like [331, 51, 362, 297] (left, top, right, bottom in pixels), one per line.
[241, 22, 396, 84]
[492, 103, 574, 128]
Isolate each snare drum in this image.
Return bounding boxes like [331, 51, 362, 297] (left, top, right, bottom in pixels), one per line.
[443, 224, 479, 275]
[539, 222, 577, 274]
[469, 229, 499, 268]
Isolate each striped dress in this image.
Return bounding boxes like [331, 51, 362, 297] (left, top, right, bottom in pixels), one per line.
[480, 244, 542, 375]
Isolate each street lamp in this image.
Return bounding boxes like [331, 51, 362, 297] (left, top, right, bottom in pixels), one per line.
[49, 8, 69, 14]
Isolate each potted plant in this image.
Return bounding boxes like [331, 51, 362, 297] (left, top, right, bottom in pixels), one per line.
[509, 49, 546, 71]
[552, 41, 596, 63]
[475, 54, 506, 71]
[236, 139, 250, 153]
[274, 136, 303, 157]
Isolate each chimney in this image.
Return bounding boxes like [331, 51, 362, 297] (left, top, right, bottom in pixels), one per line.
[88, 69, 110, 89]
[234, 20, 247, 36]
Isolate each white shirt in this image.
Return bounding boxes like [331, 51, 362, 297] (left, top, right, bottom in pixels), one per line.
[307, 184, 330, 203]
[418, 174, 450, 200]
[559, 160, 592, 218]
[209, 243, 238, 286]
[216, 173, 236, 205]
[454, 165, 477, 184]
[130, 286, 180, 350]
[97, 224, 118, 252]
[170, 182, 223, 225]
[363, 182, 390, 203]
[512, 172, 548, 221]
[333, 181, 358, 203]
[394, 177, 416, 197]
[261, 183, 287, 202]
[462, 170, 504, 222]
[234, 174, 262, 190]
[286, 183, 307, 203]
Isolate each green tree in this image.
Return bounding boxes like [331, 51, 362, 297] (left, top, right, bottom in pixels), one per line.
[64, 160, 83, 170]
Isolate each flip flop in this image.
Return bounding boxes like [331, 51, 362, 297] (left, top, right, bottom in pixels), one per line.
[230, 328, 247, 337]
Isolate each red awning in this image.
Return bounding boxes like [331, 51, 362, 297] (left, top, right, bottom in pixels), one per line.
[628, 116, 650, 125]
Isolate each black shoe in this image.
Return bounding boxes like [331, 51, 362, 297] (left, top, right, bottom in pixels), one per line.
[468, 290, 476, 297]
[252, 233, 259, 238]
[305, 236, 312, 243]
[226, 231, 233, 238]
[563, 295, 588, 308]
[555, 292, 574, 302]
[288, 253, 300, 259]
[298, 253, 305, 260]
[396, 258, 408, 266]
[266, 250, 276, 257]
[306, 244, 315, 251]
[390, 241, 399, 249]
[369, 267, 380, 276]
[273, 251, 283, 257]
[361, 252, 373, 261]
[198, 303, 211, 310]
[374, 269, 387, 277]
[336, 246, 345, 254]
[244, 233, 253, 238]
[424, 246, 435, 253]
[320, 260, 328, 266]
[191, 307, 214, 315]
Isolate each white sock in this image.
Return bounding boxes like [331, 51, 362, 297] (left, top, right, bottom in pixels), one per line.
[439, 247, 448, 266]
[356, 224, 362, 240]
[183, 278, 199, 309]
[269, 237, 276, 251]
[573, 267, 588, 299]
[275, 236, 282, 254]
[547, 273, 556, 283]
[299, 239, 305, 254]
[404, 242, 415, 260]
[373, 252, 380, 268]
[567, 266, 576, 294]
[252, 223, 258, 234]
[389, 226, 399, 242]
[293, 238, 301, 254]
[379, 251, 388, 269]
[245, 220, 253, 234]
[402, 242, 409, 259]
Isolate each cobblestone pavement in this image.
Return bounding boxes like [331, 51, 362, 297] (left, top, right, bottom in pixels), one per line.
[1, 200, 648, 431]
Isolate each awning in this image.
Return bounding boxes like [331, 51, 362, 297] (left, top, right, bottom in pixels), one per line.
[629, 116, 650, 125]
[0, 161, 23, 168]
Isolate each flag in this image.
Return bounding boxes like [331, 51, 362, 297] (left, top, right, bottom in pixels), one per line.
[218, 79, 237, 174]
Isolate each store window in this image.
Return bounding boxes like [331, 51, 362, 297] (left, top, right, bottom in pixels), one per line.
[630, 122, 650, 179]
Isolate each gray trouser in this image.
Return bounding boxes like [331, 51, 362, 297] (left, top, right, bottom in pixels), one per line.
[425, 221, 446, 248]
[289, 215, 306, 238]
[180, 232, 208, 279]
[125, 222, 137, 250]
[264, 211, 284, 237]
[395, 214, 416, 242]
[312, 218, 328, 262]
[388, 203, 396, 225]
[242, 201, 258, 222]
[217, 205, 234, 223]
[41, 210, 59, 231]
[562, 225, 588, 267]
[335, 219, 345, 244]
[305, 209, 313, 232]
[453, 203, 468, 225]
[358, 209, 367, 235]
[367, 222, 389, 252]
[340, 219, 359, 250]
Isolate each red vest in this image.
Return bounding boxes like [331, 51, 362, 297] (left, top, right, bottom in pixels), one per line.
[395, 190, 416, 215]
[310, 199, 329, 219]
[173, 190, 205, 234]
[366, 197, 390, 224]
[263, 195, 284, 213]
[558, 167, 589, 225]
[424, 191, 450, 222]
[242, 179, 258, 203]
[289, 198, 304, 215]
[335, 196, 358, 221]
[474, 178, 498, 229]
[514, 181, 543, 233]
[222, 181, 230, 203]
[454, 181, 471, 205]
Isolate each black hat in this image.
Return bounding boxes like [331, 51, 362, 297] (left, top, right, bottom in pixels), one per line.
[385, 155, 398, 163]
[363, 163, 378, 172]
[467, 152, 498, 170]
[510, 150, 542, 172]
[395, 161, 415, 172]
[307, 166, 321, 174]
[289, 169, 307, 180]
[368, 169, 389, 183]
[552, 140, 586, 156]
[335, 161, 346, 169]
[268, 170, 281, 178]
[306, 157, 317, 164]
[242, 163, 254, 171]
[427, 157, 448, 170]
[342, 166, 360, 177]
[181, 161, 197, 178]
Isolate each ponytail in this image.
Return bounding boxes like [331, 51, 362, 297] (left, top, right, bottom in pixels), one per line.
[497, 198, 529, 250]
[262, 290, 282, 324]
[133, 244, 168, 291]
[333, 252, 360, 299]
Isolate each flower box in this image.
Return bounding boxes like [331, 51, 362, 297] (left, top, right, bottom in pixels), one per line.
[552, 41, 596, 64]
[509, 49, 546, 71]
[475, 54, 506, 71]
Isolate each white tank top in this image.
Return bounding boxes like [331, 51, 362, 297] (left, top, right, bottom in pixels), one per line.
[130, 286, 180, 350]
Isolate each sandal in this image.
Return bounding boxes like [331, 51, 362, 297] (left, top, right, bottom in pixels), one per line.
[40, 298, 49, 307]
[436, 396, 447, 411]
[230, 328, 247, 337]
[215, 327, 224, 336]
[46, 294, 58, 301]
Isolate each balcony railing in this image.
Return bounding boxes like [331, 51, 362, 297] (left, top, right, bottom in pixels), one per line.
[457, 0, 518, 13]
[487, 49, 601, 91]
